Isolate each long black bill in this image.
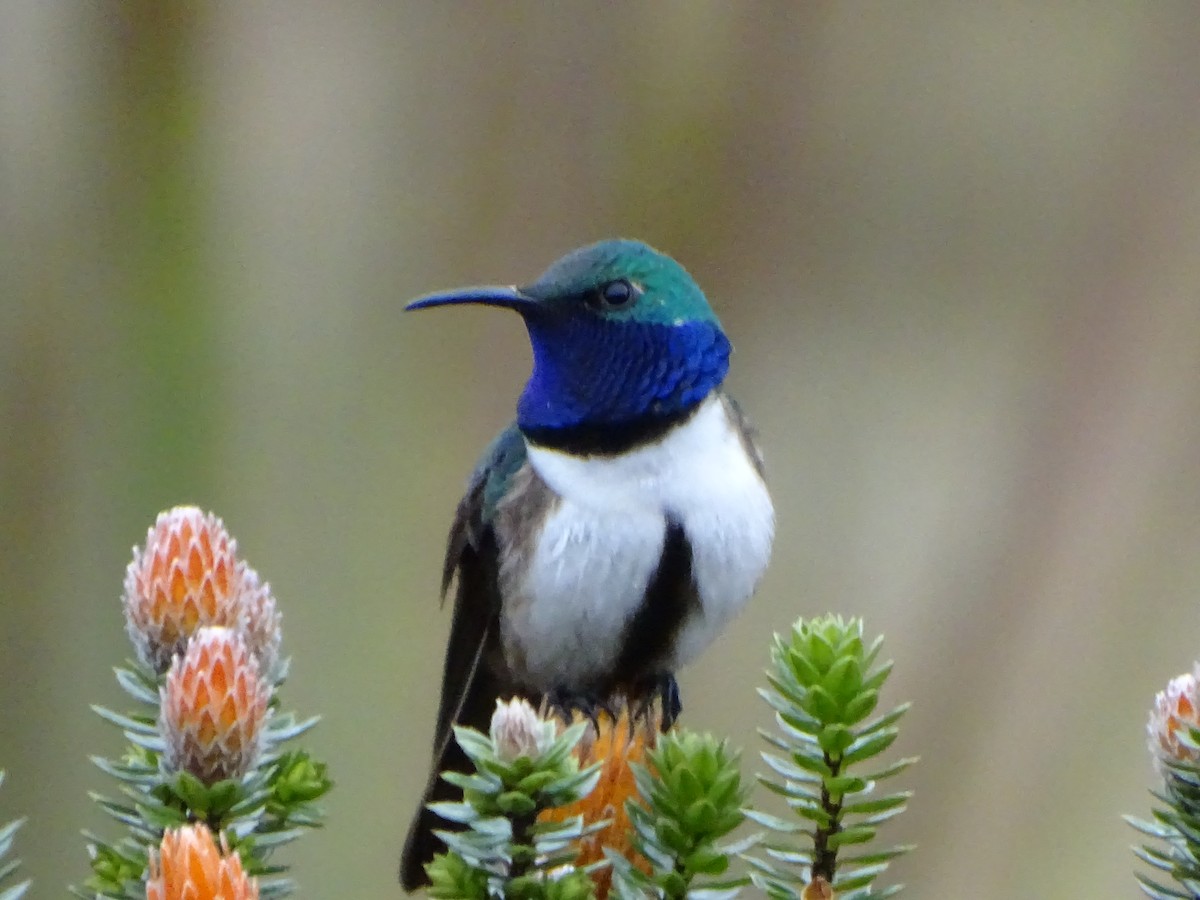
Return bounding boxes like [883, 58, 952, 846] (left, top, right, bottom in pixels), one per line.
[404, 285, 538, 313]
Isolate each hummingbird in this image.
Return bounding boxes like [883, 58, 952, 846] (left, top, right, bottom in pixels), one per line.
[398, 239, 774, 890]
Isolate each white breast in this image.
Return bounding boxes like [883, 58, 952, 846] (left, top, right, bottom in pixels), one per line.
[501, 394, 775, 689]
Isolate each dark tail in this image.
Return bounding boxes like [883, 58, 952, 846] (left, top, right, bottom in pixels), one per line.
[399, 736, 471, 891]
[399, 660, 512, 892]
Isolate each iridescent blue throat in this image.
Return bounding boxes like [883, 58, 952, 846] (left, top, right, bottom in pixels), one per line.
[516, 316, 730, 455]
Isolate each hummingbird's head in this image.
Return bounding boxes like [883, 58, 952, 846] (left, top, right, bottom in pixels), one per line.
[407, 239, 730, 447]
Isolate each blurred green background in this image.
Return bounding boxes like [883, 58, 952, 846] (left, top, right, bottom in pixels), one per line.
[3, 3, 1200, 897]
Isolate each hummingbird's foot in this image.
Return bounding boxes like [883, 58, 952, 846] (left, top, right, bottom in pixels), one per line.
[545, 687, 608, 731]
[545, 675, 680, 732]
[628, 673, 681, 730]
[657, 673, 682, 729]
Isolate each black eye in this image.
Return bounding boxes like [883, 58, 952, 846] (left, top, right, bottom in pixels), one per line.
[597, 278, 637, 309]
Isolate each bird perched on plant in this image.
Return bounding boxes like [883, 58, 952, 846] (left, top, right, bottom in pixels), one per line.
[399, 239, 774, 890]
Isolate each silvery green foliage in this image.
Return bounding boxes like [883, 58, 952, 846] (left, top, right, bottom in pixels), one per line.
[76, 658, 330, 900]
[425, 708, 606, 899]
[607, 731, 752, 900]
[0, 772, 30, 900]
[1128, 723, 1200, 899]
[746, 616, 915, 900]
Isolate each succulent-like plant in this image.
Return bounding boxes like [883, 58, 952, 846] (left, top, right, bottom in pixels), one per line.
[747, 615, 915, 899]
[421, 619, 917, 899]
[425, 698, 605, 899]
[79, 506, 331, 900]
[608, 730, 751, 900]
[1129, 665, 1200, 898]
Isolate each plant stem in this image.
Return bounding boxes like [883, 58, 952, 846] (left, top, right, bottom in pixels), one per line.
[510, 813, 535, 880]
[812, 753, 844, 882]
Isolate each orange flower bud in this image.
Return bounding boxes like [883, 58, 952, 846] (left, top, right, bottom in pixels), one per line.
[124, 507, 245, 673]
[146, 824, 258, 900]
[161, 627, 270, 784]
[539, 698, 664, 896]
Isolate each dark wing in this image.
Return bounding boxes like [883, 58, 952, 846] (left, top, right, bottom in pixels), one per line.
[429, 424, 527, 747]
[401, 424, 527, 891]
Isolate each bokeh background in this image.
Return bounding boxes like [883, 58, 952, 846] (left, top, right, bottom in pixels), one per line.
[3, 3, 1200, 897]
